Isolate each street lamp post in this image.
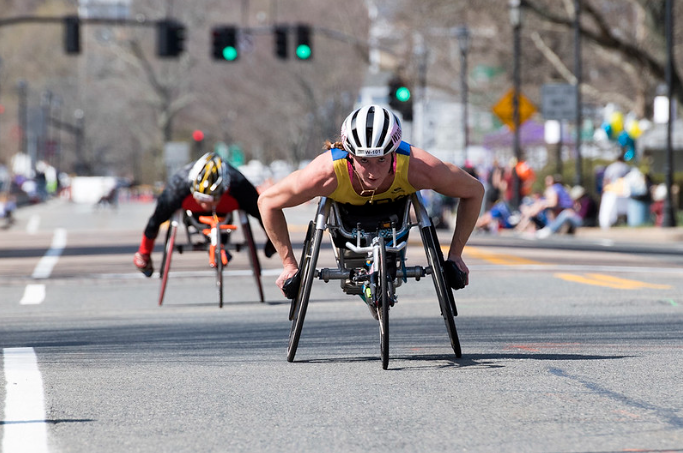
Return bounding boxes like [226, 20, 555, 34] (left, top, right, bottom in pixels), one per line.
[455, 26, 471, 165]
[509, 0, 522, 208]
[574, 0, 583, 187]
[16, 80, 28, 156]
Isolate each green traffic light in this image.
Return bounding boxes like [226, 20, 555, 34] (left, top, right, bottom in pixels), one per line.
[296, 44, 311, 60]
[223, 46, 238, 61]
[396, 86, 411, 102]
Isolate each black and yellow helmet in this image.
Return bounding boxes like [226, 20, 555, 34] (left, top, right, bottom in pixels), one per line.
[190, 153, 228, 202]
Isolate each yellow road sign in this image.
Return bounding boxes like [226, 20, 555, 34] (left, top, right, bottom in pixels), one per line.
[492, 88, 537, 130]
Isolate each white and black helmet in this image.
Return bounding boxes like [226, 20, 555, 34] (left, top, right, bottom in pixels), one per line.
[341, 105, 402, 157]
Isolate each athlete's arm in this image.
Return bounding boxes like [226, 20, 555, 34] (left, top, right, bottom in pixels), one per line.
[258, 153, 337, 290]
[407, 146, 484, 282]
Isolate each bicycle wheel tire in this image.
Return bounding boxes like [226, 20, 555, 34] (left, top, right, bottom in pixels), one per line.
[421, 225, 462, 358]
[240, 211, 265, 303]
[377, 236, 390, 370]
[287, 221, 323, 362]
[216, 241, 224, 308]
[158, 221, 177, 306]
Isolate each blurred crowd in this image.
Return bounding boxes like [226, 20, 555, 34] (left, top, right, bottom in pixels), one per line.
[1, 153, 677, 238]
[468, 154, 676, 239]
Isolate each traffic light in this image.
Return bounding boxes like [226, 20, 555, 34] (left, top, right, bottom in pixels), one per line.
[192, 130, 205, 159]
[157, 20, 185, 58]
[64, 16, 80, 55]
[192, 129, 205, 142]
[212, 26, 239, 62]
[295, 24, 312, 60]
[274, 25, 288, 60]
[388, 76, 413, 121]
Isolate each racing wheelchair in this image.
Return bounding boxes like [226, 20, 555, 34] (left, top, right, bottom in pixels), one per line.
[286, 193, 462, 370]
[158, 208, 264, 307]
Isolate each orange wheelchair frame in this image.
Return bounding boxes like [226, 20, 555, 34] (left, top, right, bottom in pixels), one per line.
[158, 209, 264, 307]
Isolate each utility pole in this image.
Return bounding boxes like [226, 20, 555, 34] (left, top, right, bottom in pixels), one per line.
[16, 80, 28, 156]
[574, 0, 583, 187]
[510, 0, 523, 208]
[662, 0, 677, 227]
[455, 26, 471, 165]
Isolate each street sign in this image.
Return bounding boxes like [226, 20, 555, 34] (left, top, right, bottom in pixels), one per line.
[492, 88, 537, 130]
[541, 83, 577, 120]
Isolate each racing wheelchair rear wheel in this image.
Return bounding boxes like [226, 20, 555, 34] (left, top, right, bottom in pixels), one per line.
[421, 225, 462, 358]
[158, 215, 179, 306]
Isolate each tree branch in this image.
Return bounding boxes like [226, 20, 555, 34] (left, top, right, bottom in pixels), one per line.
[523, 0, 683, 105]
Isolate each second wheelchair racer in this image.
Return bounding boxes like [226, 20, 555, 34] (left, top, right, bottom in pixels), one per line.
[134, 152, 276, 276]
[258, 104, 484, 296]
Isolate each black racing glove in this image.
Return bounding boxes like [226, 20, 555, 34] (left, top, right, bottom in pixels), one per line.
[444, 260, 467, 290]
[282, 271, 301, 300]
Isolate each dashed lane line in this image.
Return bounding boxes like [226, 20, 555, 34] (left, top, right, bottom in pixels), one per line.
[19, 284, 47, 305]
[2, 347, 49, 453]
[18, 228, 67, 305]
[25, 215, 40, 235]
[31, 228, 67, 280]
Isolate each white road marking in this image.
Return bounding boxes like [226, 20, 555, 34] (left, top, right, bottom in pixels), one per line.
[2, 347, 49, 453]
[19, 284, 46, 305]
[26, 215, 40, 235]
[31, 229, 67, 280]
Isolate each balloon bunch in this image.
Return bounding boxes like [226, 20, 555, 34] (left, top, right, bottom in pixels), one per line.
[599, 109, 647, 161]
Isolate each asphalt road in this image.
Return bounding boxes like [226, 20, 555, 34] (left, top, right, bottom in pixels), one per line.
[1, 198, 682, 453]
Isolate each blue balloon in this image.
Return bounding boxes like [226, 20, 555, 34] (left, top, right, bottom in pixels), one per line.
[617, 130, 633, 147]
[602, 122, 613, 140]
[624, 146, 635, 161]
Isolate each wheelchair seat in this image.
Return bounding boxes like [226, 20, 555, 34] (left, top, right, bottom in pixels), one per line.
[328, 197, 412, 295]
[329, 197, 411, 249]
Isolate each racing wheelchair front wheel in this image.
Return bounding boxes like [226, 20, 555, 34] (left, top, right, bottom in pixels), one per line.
[215, 240, 224, 308]
[377, 236, 391, 370]
[287, 220, 323, 362]
[421, 225, 462, 358]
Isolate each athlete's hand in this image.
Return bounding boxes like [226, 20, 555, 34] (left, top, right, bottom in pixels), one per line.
[277, 264, 300, 299]
[444, 257, 468, 290]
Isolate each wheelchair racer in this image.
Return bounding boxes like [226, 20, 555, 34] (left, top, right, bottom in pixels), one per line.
[134, 152, 275, 276]
[258, 104, 484, 296]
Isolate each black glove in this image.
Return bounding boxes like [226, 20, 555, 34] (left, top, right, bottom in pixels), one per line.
[444, 260, 467, 290]
[282, 271, 301, 300]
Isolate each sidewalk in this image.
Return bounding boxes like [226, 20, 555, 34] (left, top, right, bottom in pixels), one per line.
[572, 226, 683, 244]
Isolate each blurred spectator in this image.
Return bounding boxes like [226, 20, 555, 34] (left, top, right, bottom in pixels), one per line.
[0, 193, 17, 227]
[624, 167, 652, 226]
[536, 186, 598, 238]
[515, 160, 536, 199]
[502, 159, 535, 205]
[475, 199, 517, 233]
[602, 155, 631, 189]
[484, 162, 504, 211]
[515, 174, 572, 233]
[650, 183, 667, 227]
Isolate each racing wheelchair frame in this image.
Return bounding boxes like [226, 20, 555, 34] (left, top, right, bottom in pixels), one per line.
[158, 209, 264, 307]
[287, 193, 461, 369]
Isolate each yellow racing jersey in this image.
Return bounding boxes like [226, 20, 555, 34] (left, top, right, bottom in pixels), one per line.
[328, 141, 416, 205]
